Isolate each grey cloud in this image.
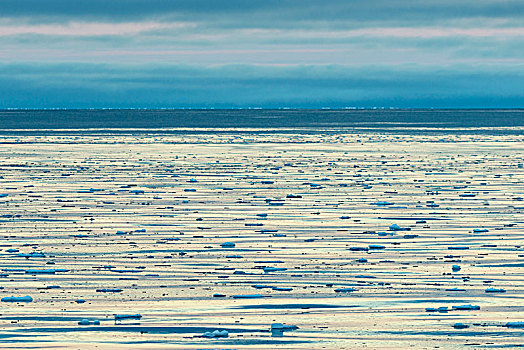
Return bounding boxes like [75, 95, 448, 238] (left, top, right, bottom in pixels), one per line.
[1, 1, 521, 69]
[0, 63, 522, 108]
[2, 0, 523, 28]
[1, 1, 521, 110]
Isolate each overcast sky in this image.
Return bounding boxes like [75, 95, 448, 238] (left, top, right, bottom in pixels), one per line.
[1, 0, 523, 108]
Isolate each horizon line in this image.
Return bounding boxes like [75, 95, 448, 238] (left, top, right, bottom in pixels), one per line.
[2, 107, 523, 111]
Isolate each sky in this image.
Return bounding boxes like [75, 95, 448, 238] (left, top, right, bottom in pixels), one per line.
[1, 0, 523, 108]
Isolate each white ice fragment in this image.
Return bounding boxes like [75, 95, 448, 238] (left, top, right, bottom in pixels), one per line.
[45, 285, 60, 289]
[453, 323, 469, 329]
[271, 323, 298, 337]
[369, 244, 385, 249]
[25, 269, 68, 274]
[252, 285, 273, 289]
[452, 304, 480, 310]
[114, 314, 142, 321]
[506, 322, 524, 328]
[349, 247, 368, 251]
[202, 330, 228, 338]
[1, 295, 33, 302]
[78, 319, 100, 325]
[378, 231, 394, 236]
[425, 307, 448, 312]
[96, 288, 123, 293]
[389, 224, 410, 231]
[18, 252, 45, 258]
[263, 266, 287, 273]
[371, 201, 394, 206]
[233, 294, 263, 299]
[114, 314, 142, 324]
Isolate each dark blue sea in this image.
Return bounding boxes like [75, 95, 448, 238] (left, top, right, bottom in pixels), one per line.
[0, 109, 522, 134]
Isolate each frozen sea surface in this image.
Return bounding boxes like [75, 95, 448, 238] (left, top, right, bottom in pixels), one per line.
[0, 124, 523, 349]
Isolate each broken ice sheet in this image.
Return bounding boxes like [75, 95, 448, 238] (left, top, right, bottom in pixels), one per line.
[0, 127, 522, 348]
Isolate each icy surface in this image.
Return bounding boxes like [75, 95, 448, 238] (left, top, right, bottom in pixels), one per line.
[0, 128, 523, 348]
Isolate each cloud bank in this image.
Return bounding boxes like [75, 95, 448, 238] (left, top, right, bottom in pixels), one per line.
[1, 1, 522, 107]
[1, 63, 522, 108]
